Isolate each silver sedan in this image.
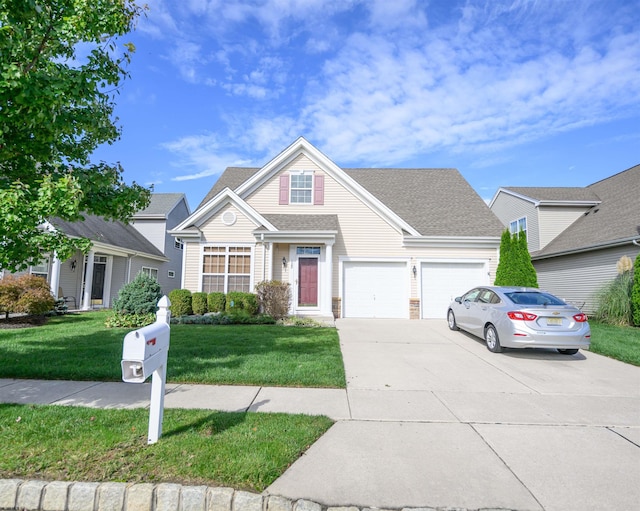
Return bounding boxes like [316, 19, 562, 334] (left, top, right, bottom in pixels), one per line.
[447, 286, 591, 354]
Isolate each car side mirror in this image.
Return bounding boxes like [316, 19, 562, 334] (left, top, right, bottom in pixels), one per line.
[455, 296, 462, 304]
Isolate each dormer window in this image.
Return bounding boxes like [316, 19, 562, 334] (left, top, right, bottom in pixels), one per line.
[510, 217, 527, 237]
[290, 173, 313, 203]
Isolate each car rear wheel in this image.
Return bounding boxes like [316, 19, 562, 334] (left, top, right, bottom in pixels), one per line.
[447, 310, 459, 331]
[557, 348, 579, 355]
[485, 325, 502, 353]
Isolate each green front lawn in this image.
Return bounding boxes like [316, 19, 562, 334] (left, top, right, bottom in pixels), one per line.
[589, 321, 640, 366]
[0, 311, 346, 388]
[0, 403, 333, 491]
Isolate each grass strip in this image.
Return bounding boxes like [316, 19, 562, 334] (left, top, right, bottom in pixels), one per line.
[0, 311, 346, 388]
[0, 403, 333, 492]
[589, 321, 640, 366]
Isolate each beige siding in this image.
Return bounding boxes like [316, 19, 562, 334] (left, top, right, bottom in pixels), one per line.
[534, 245, 640, 314]
[200, 204, 260, 243]
[490, 192, 539, 251]
[537, 206, 591, 249]
[183, 243, 201, 292]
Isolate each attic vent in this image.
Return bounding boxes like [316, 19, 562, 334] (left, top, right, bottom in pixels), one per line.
[222, 211, 237, 226]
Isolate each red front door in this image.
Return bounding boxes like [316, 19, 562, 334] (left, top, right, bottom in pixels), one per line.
[298, 258, 318, 306]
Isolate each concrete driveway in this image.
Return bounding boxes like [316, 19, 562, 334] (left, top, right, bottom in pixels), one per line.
[267, 319, 640, 511]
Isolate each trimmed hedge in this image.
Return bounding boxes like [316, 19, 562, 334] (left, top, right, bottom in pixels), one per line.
[192, 292, 208, 315]
[169, 289, 193, 316]
[207, 292, 226, 313]
[225, 291, 258, 315]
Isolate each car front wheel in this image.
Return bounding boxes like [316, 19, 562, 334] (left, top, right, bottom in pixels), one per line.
[485, 325, 502, 353]
[447, 310, 459, 331]
[557, 348, 579, 355]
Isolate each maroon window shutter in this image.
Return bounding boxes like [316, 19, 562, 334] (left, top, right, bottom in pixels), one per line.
[279, 174, 289, 205]
[313, 174, 324, 205]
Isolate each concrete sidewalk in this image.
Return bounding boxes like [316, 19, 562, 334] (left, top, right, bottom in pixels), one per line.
[0, 378, 350, 419]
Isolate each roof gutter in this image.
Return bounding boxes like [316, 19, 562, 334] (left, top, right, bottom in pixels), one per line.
[532, 237, 640, 260]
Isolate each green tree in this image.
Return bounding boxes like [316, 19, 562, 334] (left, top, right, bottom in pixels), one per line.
[0, 0, 150, 272]
[632, 252, 640, 327]
[495, 229, 538, 287]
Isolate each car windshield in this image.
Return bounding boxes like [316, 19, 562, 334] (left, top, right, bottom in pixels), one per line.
[504, 291, 566, 306]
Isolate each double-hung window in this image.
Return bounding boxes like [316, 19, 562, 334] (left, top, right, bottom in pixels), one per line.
[509, 217, 527, 237]
[290, 173, 313, 204]
[141, 267, 158, 279]
[202, 246, 251, 293]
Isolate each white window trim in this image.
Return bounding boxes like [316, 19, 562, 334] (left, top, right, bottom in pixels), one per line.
[200, 243, 254, 294]
[289, 171, 314, 205]
[141, 266, 159, 279]
[509, 216, 528, 237]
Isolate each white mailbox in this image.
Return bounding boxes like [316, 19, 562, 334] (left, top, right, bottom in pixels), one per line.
[120, 295, 171, 444]
[121, 321, 170, 383]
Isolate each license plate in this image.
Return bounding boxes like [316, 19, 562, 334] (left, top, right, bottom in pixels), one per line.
[547, 317, 562, 326]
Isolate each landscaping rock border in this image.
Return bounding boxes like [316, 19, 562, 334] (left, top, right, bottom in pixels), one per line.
[0, 479, 491, 511]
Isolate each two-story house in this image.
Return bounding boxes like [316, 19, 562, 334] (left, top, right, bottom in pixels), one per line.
[170, 137, 505, 320]
[490, 164, 640, 312]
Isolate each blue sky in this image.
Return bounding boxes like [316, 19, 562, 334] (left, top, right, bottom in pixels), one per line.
[92, 0, 640, 210]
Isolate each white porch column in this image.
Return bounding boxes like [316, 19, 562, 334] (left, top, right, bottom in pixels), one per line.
[322, 242, 333, 316]
[50, 253, 61, 298]
[82, 250, 95, 310]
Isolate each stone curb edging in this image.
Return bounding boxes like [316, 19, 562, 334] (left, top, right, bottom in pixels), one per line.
[0, 479, 499, 511]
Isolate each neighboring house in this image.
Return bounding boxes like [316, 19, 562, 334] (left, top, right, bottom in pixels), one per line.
[170, 137, 504, 319]
[489, 164, 640, 312]
[16, 193, 190, 310]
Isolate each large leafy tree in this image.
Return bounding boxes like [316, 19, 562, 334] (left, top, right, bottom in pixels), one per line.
[0, 0, 150, 271]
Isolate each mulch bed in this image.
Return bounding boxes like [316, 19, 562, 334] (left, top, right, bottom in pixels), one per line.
[0, 315, 49, 329]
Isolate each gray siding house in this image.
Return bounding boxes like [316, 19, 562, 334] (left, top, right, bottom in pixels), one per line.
[17, 193, 190, 310]
[490, 165, 640, 313]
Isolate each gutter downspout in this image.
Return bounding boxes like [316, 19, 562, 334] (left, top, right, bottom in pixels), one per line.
[261, 234, 266, 282]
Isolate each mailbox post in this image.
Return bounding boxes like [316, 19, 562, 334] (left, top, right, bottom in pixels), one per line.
[121, 295, 171, 444]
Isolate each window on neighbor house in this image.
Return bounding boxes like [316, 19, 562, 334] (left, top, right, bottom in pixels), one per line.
[509, 217, 527, 237]
[30, 257, 49, 279]
[141, 267, 158, 279]
[290, 173, 313, 204]
[174, 238, 184, 250]
[202, 246, 251, 293]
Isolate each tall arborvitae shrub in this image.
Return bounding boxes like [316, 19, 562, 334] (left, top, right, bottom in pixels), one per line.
[495, 229, 538, 287]
[517, 230, 538, 288]
[495, 230, 513, 285]
[631, 253, 640, 327]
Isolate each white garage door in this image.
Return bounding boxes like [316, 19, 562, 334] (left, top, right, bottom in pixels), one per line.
[343, 261, 409, 318]
[421, 262, 488, 319]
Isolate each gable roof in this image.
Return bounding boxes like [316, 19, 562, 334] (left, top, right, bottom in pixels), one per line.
[532, 164, 640, 259]
[187, 138, 502, 239]
[134, 193, 189, 219]
[344, 168, 504, 237]
[51, 215, 166, 259]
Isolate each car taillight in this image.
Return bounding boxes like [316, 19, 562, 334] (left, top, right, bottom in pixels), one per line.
[507, 311, 538, 321]
[573, 313, 588, 322]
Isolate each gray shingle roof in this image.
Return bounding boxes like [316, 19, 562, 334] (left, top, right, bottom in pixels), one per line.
[134, 193, 186, 217]
[532, 164, 640, 258]
[502, 187, 600, 202]
[196, 166, 503, 237]
[197, 168, 260, 209]
[51, 215, 165, 258]
[344, 168, 505, 237]
[259, 214, 340, 231]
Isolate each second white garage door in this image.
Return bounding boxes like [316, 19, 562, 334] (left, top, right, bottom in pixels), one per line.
[421, 261, 488, 319]
[343, 261, 409, 318]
